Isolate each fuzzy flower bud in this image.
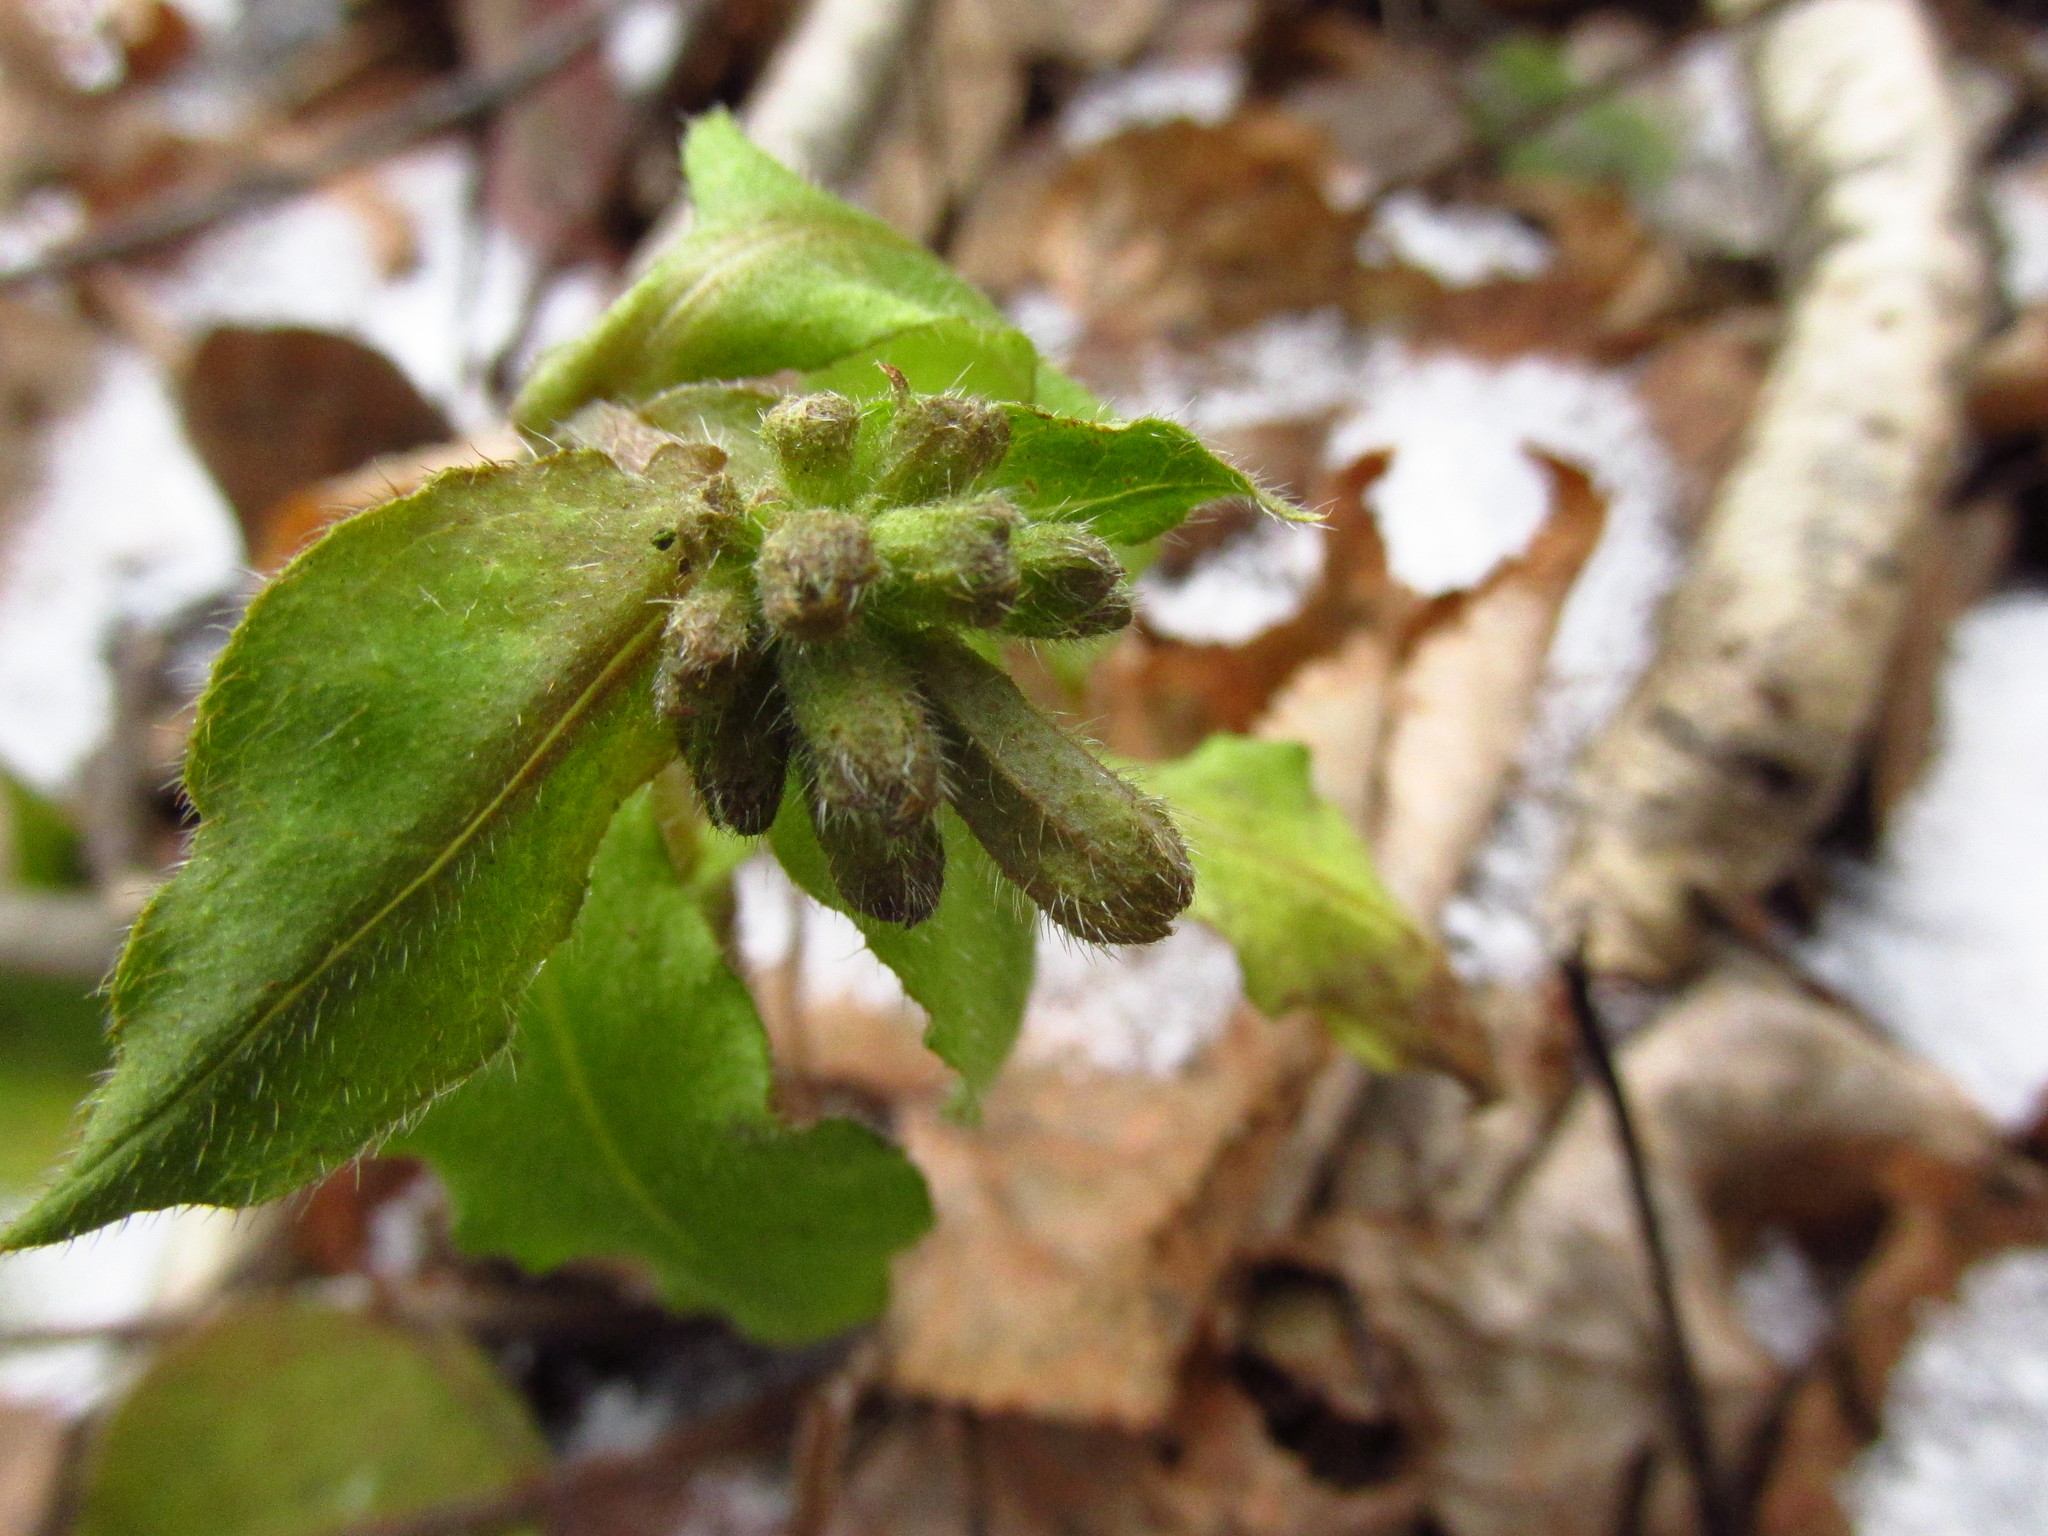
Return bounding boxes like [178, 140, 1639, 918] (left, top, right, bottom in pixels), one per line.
[756, 508, 879, 640]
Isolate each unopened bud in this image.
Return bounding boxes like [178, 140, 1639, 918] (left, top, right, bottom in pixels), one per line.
[871, 393, 1010, 506]
[672, 470, 749, 573]
[807, 794, 946, 926]
[761, 391, 861, 505]
[652, 569, 756, 721]
[871, 497, 1022, 629]
[779, 633, 942, 835]
[679, 650, 792, 837]
[756, 508, 879, 640]
[1001, 523, 1134, 639]
[915, 633, 1192, 945]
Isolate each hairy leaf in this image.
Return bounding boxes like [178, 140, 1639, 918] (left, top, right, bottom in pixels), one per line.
[514, 111, 1021, 431]
[3, 451, 694, 1250]
[402, 790, 929, 1341]
[1141, 736, 1439, 1070]
[772, 794, 1033, 1103]
[991, 410, 1306, 546]
[803, 319, 1041, 404]
[73, 1298, 545, 1536]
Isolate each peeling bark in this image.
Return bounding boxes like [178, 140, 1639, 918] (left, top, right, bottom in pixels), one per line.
[1552, 0, 1989, 979]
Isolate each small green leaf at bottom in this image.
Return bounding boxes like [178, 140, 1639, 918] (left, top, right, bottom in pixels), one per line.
[401, 789, 932, 1343]
[74, 1298, 546, 1536]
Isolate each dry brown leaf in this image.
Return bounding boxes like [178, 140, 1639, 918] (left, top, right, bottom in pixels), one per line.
[1031, 113, 1360, 344]
[1319, 952, 2006, 1536]
[0, 1403, 67, 1536]
[1368, 456, 1608, 926]
[1754, 1148, 2048, 1536]
[176, 325, 450, 545]
[883, 1003, 1324, 1426]
[1866, 493, 2015, 827]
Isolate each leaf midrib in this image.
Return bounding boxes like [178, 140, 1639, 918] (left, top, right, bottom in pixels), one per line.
[80, 613, 668, 1188]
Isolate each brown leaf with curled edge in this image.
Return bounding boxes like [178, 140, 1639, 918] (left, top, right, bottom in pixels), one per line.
[883, 1001, 1324, 1427]
[1031, 113, 1362, 344]
[1318, 953, 2011, 1536]
[1368, 455, 1607, 927]
[177, 326, 450, 552]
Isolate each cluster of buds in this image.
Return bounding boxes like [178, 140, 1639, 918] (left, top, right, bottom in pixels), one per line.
[651, 377, 1193, 944]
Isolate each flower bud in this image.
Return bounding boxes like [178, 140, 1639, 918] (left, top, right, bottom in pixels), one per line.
[871, 393, 1010, 506]
[652, 567, 756, 721]
[806, 794, 946, 926]
[671, 470, 750, 574]
[1001, 523, 1134, 639]
[914, 633, 1192, 945]
[779, 633, 942, 834]
[761, 391, 861, 505]
[680, 650, 793, 837]
[870, 496, 1022, 629]
[756, 508, 879, 640]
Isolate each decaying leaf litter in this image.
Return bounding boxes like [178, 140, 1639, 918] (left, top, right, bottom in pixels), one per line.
[4, 0, 2048, 1532]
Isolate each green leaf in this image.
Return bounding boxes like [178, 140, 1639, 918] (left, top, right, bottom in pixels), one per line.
[3, 450, 694, 1251]
[514, 111, 1022, 431]
[1140, 736, 1439, 1071]
[801, 319, 1041, 405]
[73, 1298, 546, 1536]
[401, 789, 931, 1343]
[771, 794, 1033, 1104]
[991, 410, 1308, 546]
[3, 773, 87, 889]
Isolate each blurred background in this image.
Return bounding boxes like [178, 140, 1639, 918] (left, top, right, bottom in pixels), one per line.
[2, 0, 2048, 1531]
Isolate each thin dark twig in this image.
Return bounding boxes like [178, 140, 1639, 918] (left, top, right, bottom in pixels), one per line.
[1562, 956, 1736, 1536]
[0, 0, 645, 289]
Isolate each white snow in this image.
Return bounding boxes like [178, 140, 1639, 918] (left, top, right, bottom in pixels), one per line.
[0, 1206, 247, 1413]
[0, 345, 243, 794]
[1058, 59, 1247, 150]
[1805, 594, 2048, 1130]
[1015, 921, 1244, 1078]
[1137, 518, 1327, 645]
[1848, 1247, 2048, 1536]
[1359, 191, 1555, 289]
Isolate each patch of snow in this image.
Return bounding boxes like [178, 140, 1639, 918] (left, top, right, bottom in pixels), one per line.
[1734, 1229, 1832, 1369]
[1016, 921, 1242, 1078]
[1007, 288, 1083, 370]
[1804, 594, 2048, 1129]
[1324, 344, 1682, 983]
[1058, 58, 1246, 150]
[603, 0, 687, 97]
[1847, 1247, 2048, 1536]
[0, 345, 242, 794]
[141, 141, 509, 430]
[0, 1206, 247, 1414]
[1989, 164, 2048, 309]
[1137, 518, 1327, 645]
[0, 186, 86, 277]
[731, 855, 916, 1020]
[1359, 191, 1554, 288]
